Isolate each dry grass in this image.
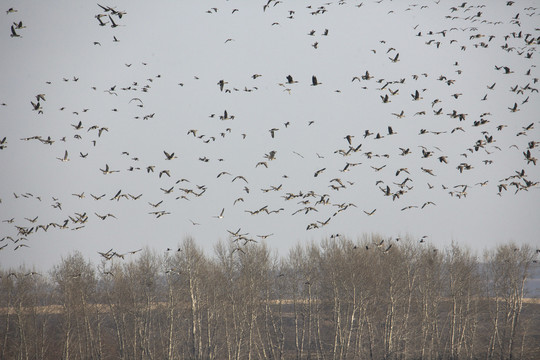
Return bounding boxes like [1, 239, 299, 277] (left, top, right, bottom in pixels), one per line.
[2, 297, 539, 315]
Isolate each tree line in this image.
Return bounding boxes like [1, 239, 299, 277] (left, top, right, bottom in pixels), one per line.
[1, 235, 539, 360]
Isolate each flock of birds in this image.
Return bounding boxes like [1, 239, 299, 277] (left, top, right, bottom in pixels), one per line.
[0, 0, 539, 265]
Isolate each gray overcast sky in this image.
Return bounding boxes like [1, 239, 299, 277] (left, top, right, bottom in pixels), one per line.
[1, 0, 539, 270]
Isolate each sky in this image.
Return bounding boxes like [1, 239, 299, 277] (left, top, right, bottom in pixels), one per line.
[0, 0, 539, 271]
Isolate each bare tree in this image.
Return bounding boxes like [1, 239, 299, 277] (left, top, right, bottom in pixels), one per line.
[484, 243, 535, 359]
[51, 251, 98, 360]
[443, 243, 481, 359]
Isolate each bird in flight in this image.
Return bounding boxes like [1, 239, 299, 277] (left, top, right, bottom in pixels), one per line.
[411, 90, 423, 101]
[163, 151, 177, 160]
[213, 208, 225, 219]
[286, 75, 298, 84]
[100, 164, 119, 174]
[10, 25, 21, 38]
[389, 53, 400, 62]
[57, 150, 70, 162]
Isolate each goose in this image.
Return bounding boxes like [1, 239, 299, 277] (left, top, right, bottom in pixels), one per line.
[371, 165, 386, 172]
[10, 25, 21, 37]
[421, 149, 433, 158]
[438, 156, 448, 163]
[401, 205, 418, 211]
[227, 228, 244, 237]
[264, 151, 277, 160]
[318, 217, 331, 226]
[421, 167, 436, 176]
[72, 120, 83, 130]
[524, 150, 537, 165]
[149, 211, 170, 218]
[214, 208, 225, 219]
[163, 151, 177, 160]
[217, 79, 228, 91]
[363, 209, 376, 216]
[508, 103, 519, 112]
[220, 110, 230, 120]
[98, 127, 109, 137]
[411, 90, 423, 100]
[232, 247, 245, 254]
[95, 213, 108, 220]
[286, 75, 298, 84]
[217, 171, 231, 178]
[25, 216, 38, 223]
[456, 163, 473, 173]
[31, 101, 41, 111]
[96, 15, 108, 26]
[97, 3, 114, 12]
[160, 186, 174, 194]
[361, 71, 373, 80]
[108, 15, 119, 28]
[421, 201, 436, 209]
[232, 175, 248, 183]
[149, 200, 163, 208]
[399, 148, 411, 156]
[395, 168, 409, 176]
[100, 164, 119, 174]
[311, 75, 321, 86]
[57, 150, 70, 162]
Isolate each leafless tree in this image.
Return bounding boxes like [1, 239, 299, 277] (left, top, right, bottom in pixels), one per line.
[483, 243, 536, 359]
[51, 251, 99, 360]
